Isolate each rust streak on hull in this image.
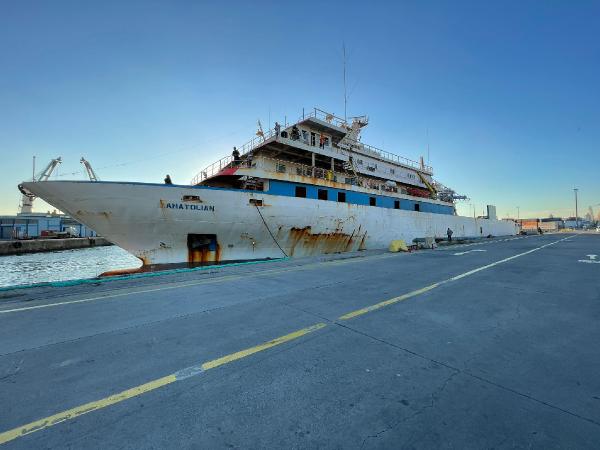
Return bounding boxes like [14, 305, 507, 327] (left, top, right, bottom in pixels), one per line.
[288, 226, 366, 256]
[188, 243, 221, 264]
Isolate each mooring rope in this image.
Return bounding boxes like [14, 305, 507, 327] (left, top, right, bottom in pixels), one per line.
[254, 204, 288, 258]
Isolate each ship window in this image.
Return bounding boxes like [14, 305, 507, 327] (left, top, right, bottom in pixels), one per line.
[318, 189, 328, 200]
[276, 163, 286, 173]
[337, 192, 346, 202]
[390, 169, 395, 175]
[394, 200, 400, 209]
[249, 199, 263, 206]
[310, 132, 316, 146]
[295, 186, 307, 198]
[414, 203, 420, 212]
[369, 197, 376, 206]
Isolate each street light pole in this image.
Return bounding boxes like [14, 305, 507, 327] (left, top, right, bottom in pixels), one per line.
[517, 206, 520, 222]
[574, 188, 579, 229]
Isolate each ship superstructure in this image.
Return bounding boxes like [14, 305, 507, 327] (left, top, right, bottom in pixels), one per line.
[192, 108, 457, 209]
[21, 107, 517, 266]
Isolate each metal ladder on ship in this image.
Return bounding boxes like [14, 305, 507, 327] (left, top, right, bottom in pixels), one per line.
[342, 157, 359, 183]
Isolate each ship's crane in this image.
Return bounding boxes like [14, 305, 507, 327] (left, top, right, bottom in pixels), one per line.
[18, 156, 62, 214]
[80, 157, 99, 181]
[37, 157, 63, 182]
[432, 180, 468, 203]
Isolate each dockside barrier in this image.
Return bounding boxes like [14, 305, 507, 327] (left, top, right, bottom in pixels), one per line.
[0, 237, 112, 256]
[0, 257, 289, 292]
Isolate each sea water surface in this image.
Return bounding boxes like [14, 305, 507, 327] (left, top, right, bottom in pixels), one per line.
[0, 246, 142, 288]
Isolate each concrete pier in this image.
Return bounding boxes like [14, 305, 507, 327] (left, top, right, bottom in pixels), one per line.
[0, 237, 111, 256]
[0, 233, 599, 448]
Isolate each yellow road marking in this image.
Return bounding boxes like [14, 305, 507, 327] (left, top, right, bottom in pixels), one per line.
[0, 235, 538, 315]
[0, 252, 398, 315]
[0, 322, 327, 445]
[201, 323, 326, 370]
[0, 235, 576, 444]
[0, 375, 177, 445]
[339, 235, 574, 320]
[0, 275, 242, 314]
[339, 284, 440, 320]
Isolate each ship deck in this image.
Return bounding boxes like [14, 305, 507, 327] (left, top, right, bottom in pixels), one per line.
[1, 233, 599, 448]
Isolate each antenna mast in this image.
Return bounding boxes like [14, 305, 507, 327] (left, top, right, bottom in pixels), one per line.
[426, 127, 430, 164]
[343, 43, 347, 123]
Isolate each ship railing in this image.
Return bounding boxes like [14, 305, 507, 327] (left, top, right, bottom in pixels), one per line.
[190, 109, 346, 185]
[254, 157, 401, 194]
[349, 140, 433, 174]
[191, 127, 278, 185]
[259, 157, 362, 186]
[190, 106, 433, 184]
[299, 107, 432, 173]
[298, 107, 348, 129]
[190, 156, 231, 185]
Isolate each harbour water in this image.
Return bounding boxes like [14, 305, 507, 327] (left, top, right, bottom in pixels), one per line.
[0, 246, 142, 288]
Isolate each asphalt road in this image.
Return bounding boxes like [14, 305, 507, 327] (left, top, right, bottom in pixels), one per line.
[0, 233, 599, 449]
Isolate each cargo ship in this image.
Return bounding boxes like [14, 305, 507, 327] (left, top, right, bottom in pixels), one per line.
[21, 108, 518, 266]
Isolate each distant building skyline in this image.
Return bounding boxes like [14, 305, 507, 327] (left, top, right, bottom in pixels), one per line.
[1, 1, 598, 218]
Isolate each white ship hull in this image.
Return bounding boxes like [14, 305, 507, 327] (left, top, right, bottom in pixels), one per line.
[23, 181, 518, 265]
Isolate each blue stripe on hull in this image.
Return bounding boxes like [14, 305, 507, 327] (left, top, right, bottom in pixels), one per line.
[266, 180, 454, 215]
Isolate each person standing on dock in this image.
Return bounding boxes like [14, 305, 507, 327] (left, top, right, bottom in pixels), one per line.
[447, 227, 453, 242]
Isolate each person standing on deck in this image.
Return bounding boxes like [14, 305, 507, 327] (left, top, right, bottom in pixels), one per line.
[319, 133, 326, 149]
[291, 125, 300, 140]
[164, 174, 172, 185]
[232, 147, 240, 161]
[274, 122, 281, 140]
[447, 227, 453, 242]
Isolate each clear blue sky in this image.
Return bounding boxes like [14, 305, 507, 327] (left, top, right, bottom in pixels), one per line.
[1, 0, 598, 219]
